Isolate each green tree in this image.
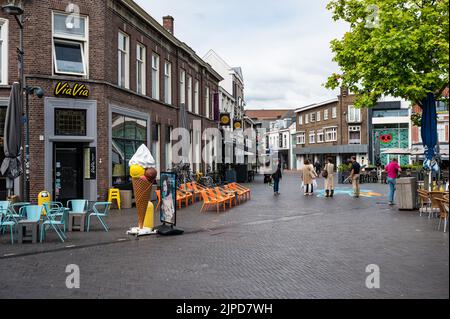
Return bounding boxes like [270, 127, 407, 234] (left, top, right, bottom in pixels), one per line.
[325, 0, 449, 108]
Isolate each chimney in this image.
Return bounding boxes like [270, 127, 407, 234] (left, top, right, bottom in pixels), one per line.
[163, 15, 174, 34]
[340, 86, 349, 97]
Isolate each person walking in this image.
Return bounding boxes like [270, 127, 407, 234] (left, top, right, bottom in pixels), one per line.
[314, 161, 322, 176]
[350, 156, 361, 198]
[302, 159, 317, 196]
[272, 163, 282, 196]
[323, 157, 335, 198]
[385, 158, 402, 206]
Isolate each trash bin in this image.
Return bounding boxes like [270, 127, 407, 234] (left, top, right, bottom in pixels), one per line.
[120, 190, 133, 209]
[38, 191, 51, 214]
[397, 177, 417, 210]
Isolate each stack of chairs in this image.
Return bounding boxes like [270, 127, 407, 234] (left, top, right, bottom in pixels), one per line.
[417, 188, 449, 233]
[153, 182, 251, 214]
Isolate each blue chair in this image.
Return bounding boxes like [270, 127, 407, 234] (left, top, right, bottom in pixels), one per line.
[0, 205, 17, 244]
[67, 200, 88, 214]
[40, 204, 67, 243]
[0, 201, 22, 223]
[87, 202, 112, 232]
[19, 205, 42, 222]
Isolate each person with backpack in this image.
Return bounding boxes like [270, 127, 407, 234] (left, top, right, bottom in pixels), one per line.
[323, 157, 335, 198]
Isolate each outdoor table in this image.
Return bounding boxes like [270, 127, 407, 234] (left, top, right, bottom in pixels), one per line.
[17, 219, 39, 244]
[68, 210, 87, 232]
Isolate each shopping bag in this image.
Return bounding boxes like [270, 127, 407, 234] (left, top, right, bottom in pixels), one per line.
[313, 179, 318, 188]
[301, 182, 305, 190]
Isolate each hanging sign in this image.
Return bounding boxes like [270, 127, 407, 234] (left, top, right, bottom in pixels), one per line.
[220, 113, 231, 126]
[84, 147, 97, 180]
[54, 82, 90, 98]
[233, 119, 243, 130]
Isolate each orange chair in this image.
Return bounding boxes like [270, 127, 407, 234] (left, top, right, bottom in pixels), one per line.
[215, 187, 236, 207]
[186, 183, 201, 202]
[235, 183, 251, 200]
[179, 189, 193, 206]
[200, 190, 226, 213]
[226, 183, 247, 204]
[155, 190, 161, 210]
[176, 191, 188, 209]
[207, 189, 229, 210]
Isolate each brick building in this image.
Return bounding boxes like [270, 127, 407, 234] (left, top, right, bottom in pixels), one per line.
[294, 89, 369, 169]
[0, 0, 222, 202]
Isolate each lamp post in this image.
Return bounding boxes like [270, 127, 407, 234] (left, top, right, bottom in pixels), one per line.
[3, 1, 44, 202]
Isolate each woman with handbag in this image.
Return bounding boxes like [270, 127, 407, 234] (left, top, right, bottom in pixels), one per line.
[302, 159, 317, 196]
[323, 157, 335, 198]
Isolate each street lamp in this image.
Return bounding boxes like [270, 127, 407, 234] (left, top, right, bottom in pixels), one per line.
[2, 0, 44, 202]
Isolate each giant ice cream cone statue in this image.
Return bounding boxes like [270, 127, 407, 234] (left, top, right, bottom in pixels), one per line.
[128, 145, 157, 234]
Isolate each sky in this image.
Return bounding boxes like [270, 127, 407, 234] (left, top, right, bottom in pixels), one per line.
[134, 0, 350, 110]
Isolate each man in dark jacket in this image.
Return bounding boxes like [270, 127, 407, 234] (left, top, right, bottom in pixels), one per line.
[272, 163, 282, 196]
[314, 161, 322, 176]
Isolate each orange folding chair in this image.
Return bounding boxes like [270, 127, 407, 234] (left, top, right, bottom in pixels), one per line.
[155, 190, 161, 211]
[215, 187, 236, 207]
[200, 190, 226, 213]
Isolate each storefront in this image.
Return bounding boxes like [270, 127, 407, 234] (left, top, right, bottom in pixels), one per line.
[43, 97, 98, 203]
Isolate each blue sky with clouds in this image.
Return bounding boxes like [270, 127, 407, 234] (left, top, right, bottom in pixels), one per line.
[135, 0, 349, 110]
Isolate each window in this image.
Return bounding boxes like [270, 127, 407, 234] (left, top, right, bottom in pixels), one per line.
[187, 76, 193, 112]
[112, 114, 148, 188]
[283, 134, 288, 148]
[349, 126, 361, 144]
[53, 12, 88, 76]
[152, 54, 160, 100]
[136, 43, 146, 95]
[437, 100, 449, 113]
[55, 109, 87, 136]
[297, 132, 305, 145]
[164, 62, 172, 104]
[0, 19, 8, 85]
[194, 80, 200, 114]
[332, 107, 337, 119]
[373, 109, 409, 118]
[325, 127, 338, 142]
[180, 69, 186, 106]
[324, 109, 329, 121]
[298, 115, 303, 125]
[348, 105, 361, 122]
[438, 124, 447, 142]
[317, 130, 324, 143]
[118, 32, 129, 88]
[151, 124, 161, 179]
[305, 115, 309, 124]
[309, 131, 316, 144]
[317, 111, 321, 122]
[205, 87, 210, 118]
[310, 113, 316, 123]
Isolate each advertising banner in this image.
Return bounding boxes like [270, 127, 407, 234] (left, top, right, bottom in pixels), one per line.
[160, 172, 177, 225]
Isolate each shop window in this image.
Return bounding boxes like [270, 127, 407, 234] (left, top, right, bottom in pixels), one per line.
[52, 12, 88, 76]
[111, 113, 148, 188]
[54, 109, 87, 136]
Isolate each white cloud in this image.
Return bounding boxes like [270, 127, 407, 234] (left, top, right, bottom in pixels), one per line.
[135, 0, 349, 109]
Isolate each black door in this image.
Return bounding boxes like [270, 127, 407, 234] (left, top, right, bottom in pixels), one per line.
[54, 143, 84, 204]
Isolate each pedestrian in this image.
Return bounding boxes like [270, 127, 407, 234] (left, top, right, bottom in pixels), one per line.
[302, 159, 317, 196]
[323, 157, 335, 198]
[272, 163, 282, 196]
[314, 161, 322, 176]
[350, 156, 361, 198]
[385, 158, 402, 206]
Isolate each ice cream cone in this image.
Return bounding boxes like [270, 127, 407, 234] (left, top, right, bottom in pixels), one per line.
[132, 177, 153, 229]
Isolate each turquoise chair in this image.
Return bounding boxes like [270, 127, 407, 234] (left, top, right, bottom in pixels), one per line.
[0, 206, 17, 244]
[40, 204, 67, 243]
[67, 200, 88, 214]
[19, 205, 42, 223]
[0, 201, 21, 223]
[87, 202, 112, 232]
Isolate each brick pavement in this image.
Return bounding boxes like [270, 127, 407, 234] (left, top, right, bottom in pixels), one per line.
[0, 172, 448, 299]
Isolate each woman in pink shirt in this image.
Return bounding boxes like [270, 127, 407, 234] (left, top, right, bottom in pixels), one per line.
[385, 158, 402, 206]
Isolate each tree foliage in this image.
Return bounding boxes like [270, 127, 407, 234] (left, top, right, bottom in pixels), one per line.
[325, 0, 449, 108]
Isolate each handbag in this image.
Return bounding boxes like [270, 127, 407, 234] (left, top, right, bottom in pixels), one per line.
[322, 164, 329, 178]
